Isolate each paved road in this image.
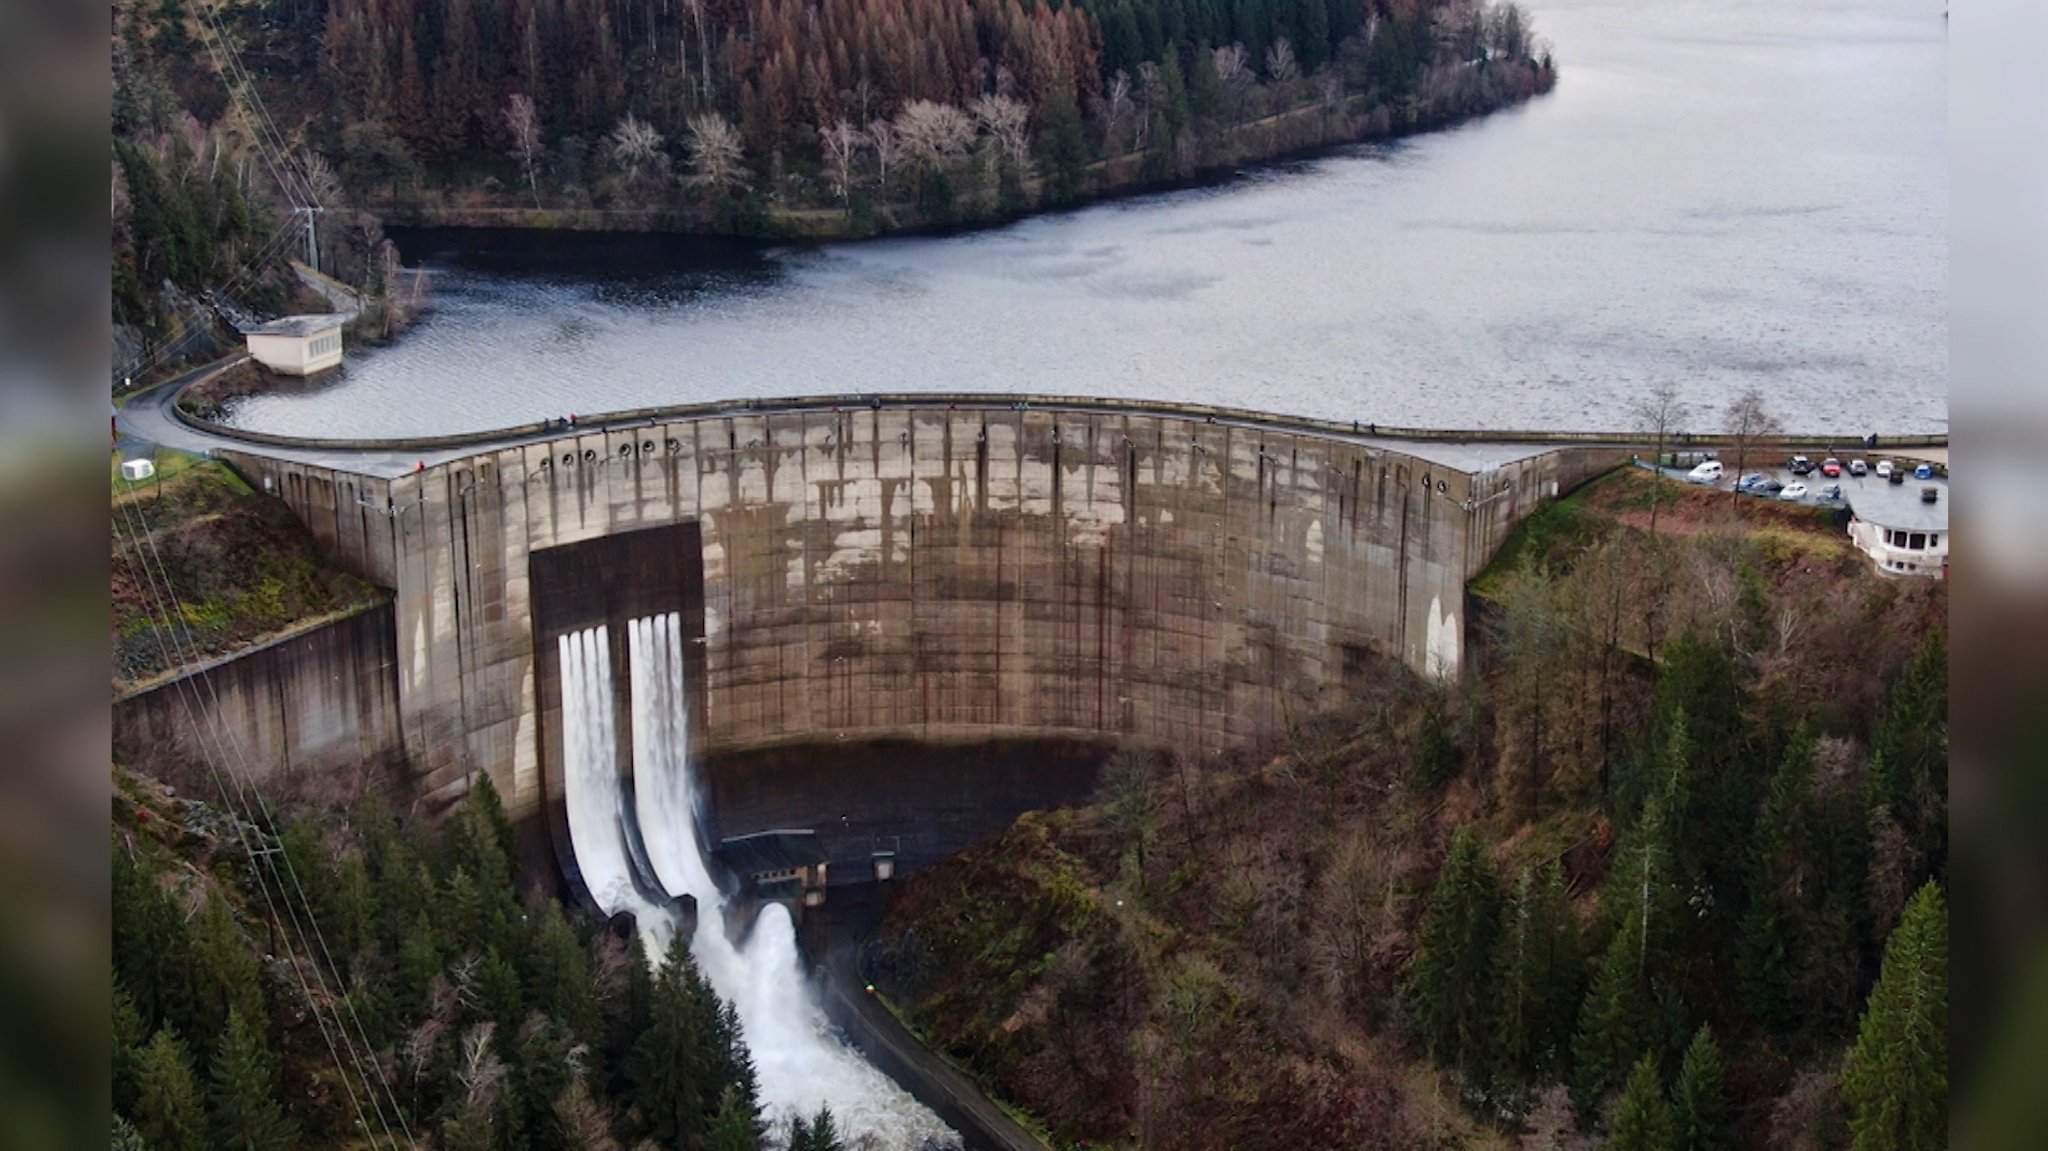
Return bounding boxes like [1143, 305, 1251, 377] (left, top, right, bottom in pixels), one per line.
[805, 886, 1055, 1151]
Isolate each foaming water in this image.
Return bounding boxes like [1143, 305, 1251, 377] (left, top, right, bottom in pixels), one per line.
[563, 617, 957, 1149]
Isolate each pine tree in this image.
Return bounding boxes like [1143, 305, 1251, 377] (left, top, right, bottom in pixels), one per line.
[524, 898, 598, 1040]
[1404, 827, 1501, 1087]
[1608, 1053, 1673, 1151]
[632, 932, 719, 1145]
[1670, 1025, 1727, 1151]
[113, 982, 148, 1119]
[806, 1105, 844, 1150]
[1494, 862, 1583, 1087]
[1739, 727, 1812, 1035]
[1572, 916, 1650, 1119]
[706, 1083, 762, 1151]
[397, 911, 443, 1022]
[133, 1029, 205, 1151]
[189, 891, 267, 1066]
[1842, 882, 1946, 1151]
[1869, 632, 1948, 891]
[209, 1008, 295, 1151]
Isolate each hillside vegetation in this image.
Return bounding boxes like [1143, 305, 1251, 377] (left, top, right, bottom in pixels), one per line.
[870, 467, 1947, 1150]
[111, 456, 386, 693]
[112, 768, 782, 1150]
[112, 0, 1553, 367]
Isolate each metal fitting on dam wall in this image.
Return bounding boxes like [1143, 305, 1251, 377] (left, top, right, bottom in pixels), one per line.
[210, 402, 1624, 844]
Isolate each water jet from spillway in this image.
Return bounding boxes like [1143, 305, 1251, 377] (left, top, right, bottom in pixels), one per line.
[560, 616, 956, 1149]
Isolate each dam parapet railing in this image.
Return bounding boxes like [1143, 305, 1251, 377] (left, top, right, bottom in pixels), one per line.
[165, 361, 1946, 464]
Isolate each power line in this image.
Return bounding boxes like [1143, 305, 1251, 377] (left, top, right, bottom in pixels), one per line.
[113, 483, 419, 1149]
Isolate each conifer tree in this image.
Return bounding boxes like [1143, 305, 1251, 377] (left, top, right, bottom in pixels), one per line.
[1608, 1053, 1673, 1151]
[113, 982, 148, 1119]
[1494, 862, 1583, 1087]
[1404, 827, 1502, 1087]
[632, 932, 722, 1144]
[706, 1083, 762, 1151]
[525, 898, 599, 1040]
[1869, 632, 1948, 891]
[1842, 882, 1946, 1151]
[209, 1008, 295, 1151]
[133, 1029, 205, 1151]
[398, 911, 444, 1021]
[1573, 916, 1650, 1119]
[189, 891, 266, 1057]
[1670, 1025, 1727, 1151]
[1739, 727, 1812, 1035]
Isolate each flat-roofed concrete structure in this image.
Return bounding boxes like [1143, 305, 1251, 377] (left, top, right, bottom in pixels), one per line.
[1847, 478, 1948, 578]
[245, 314, 346, 376]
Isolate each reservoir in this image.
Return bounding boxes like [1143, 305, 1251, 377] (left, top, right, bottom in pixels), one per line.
[222, 0, 1946, 440]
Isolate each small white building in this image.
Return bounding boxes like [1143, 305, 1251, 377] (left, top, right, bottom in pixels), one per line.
[1847, 478, 1948, 578]
[244, 314, 346, 376]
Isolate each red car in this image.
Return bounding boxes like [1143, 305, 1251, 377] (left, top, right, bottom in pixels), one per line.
[1820, 458, 1843, 477]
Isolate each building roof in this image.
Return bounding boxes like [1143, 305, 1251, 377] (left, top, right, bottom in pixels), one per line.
[1846, 477, 1949, 533]
[715, 830, 827, 876]
[242, 314, 347, 337]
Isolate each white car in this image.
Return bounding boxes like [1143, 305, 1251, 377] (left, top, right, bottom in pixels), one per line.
[1687, 460, 1724, 483]
[1875, 460, 1895, 478]
[1849, 459, 1869, 476]
[1779, 482, 1808, 501]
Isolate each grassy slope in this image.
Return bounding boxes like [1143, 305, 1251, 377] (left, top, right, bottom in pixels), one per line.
[112, 453, 384, 692]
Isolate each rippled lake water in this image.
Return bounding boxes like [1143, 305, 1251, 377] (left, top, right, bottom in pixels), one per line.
[226, 0, 1947, 439]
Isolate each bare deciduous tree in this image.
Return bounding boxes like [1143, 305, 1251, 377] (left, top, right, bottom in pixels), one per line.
[1266, 38, 1299, 89]
[894, 100, 975, 177]
[972, 93, 1033, 176]
[867, 118, 901, 197]
[1723, 386, 1781, 507]
[1095, 69, 1135, 154]
[503, 93, 544, 206]
[818, 119, 865, 210]
[1213, 43, 1254, 118]
[1629, 380, 1691, 537]
[455, 1022, 508, 1111]
[682, 112, 747, 196]
[607, 114, 666, 186]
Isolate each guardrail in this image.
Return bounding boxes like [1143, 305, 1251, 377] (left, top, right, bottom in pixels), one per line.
[164, 358, 1947, 459]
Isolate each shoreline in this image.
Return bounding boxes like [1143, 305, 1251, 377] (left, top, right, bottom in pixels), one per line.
[371, 82, 1553, 245]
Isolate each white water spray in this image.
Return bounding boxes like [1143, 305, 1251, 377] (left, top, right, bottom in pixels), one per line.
[561, 616, 956, 1149]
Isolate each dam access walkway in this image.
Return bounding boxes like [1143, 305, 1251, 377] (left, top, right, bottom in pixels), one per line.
[117, 354, 1903, 481]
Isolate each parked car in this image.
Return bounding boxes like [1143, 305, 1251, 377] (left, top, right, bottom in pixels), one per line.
[1789, 455, 1815, 475]
[1821, 458, 1843, 477]
[1875, 460, 1895, 478]
[1687, 460, 1725, 483]
[1913, 463, 1935, 479]
[1754, 479, 1785, 495]
[1780, 482, 1809, 500]
[1736, 473, 1770, 492]
[1849, 459, 1869, 476]
[1820, 483, 1843, 501]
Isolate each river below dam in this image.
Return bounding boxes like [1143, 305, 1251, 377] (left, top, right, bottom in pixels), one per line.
[222, 0, 1946, 440]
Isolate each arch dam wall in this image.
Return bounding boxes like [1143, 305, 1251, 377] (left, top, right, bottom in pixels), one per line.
[213, 402, 1621, 849]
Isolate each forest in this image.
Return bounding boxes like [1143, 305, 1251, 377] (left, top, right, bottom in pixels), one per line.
[110, 0, 1551, 370]
[111, 768, 859, 1150]
[869, 468, 1947, 1150]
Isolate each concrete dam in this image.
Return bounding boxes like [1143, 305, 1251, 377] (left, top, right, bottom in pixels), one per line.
[143, 396, 1622, 876]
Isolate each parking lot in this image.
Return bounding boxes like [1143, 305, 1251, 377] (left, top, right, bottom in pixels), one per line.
[1653, 451, 1946, 508]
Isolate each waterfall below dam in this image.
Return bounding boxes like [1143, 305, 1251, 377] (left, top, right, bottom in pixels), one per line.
[559, 616, 957, 1149]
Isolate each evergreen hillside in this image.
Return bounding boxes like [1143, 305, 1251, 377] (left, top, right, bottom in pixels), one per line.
[869, 469, 1947, 1150]
[111, 769, 778, 1150]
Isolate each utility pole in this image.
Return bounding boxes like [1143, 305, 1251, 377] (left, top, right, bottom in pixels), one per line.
[292, 205, 324, 274]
